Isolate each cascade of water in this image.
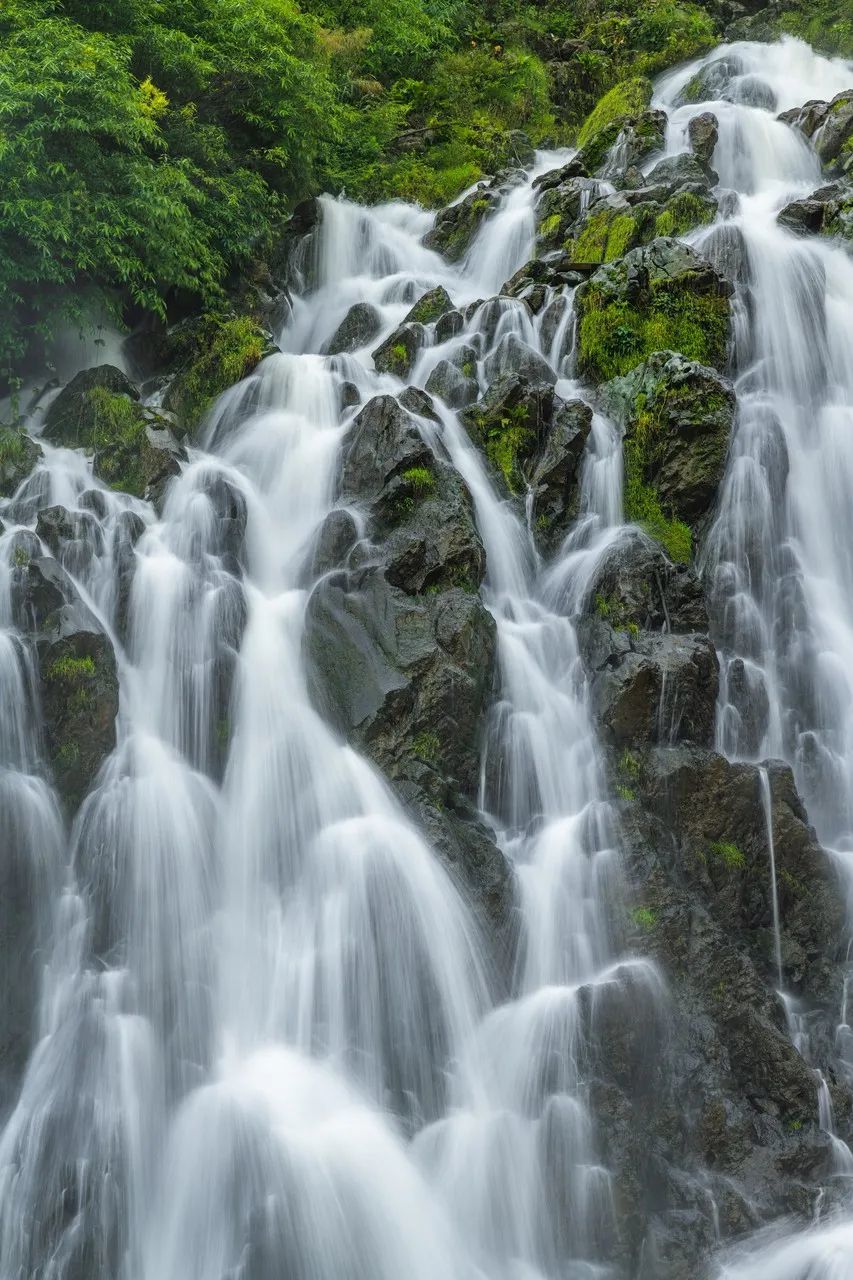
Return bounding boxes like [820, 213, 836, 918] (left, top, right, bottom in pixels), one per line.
[655, 34, 853, 1280]
[758, 767, 784, 988]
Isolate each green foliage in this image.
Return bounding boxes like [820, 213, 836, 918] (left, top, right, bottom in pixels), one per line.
[654, 192, 715, 238]
[576, 77, 652, 148]
[631, 905, 658, 931]
[168, 313, 269, 427]
[46, 654, 96, 682]
[709, 840, 746, 869]
[774, 0, 853, 57]
[412, 730, 440, 761]
[624, 438, 692, 563]
[578, 285, 730, 383]
[12, 545, 31, 568]
[402, 465, 436, 495]
[479, 402, 533, 495]
[615, 783, 636, 801]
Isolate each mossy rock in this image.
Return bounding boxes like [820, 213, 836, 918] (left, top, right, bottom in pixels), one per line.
[575, 238, 732, 385]
[41, 631, 118, 812]
[423, 186, 498, 262]
[778, 184, 853, 244]
[162, 312, 277, 431]
[90, 396, 184, 504]
[576, 78, 654, 150]
[0, 426, 42, 498]
[404, 286, 455, 326]
[372, 323, 426, 378]
[43, 365, 139, 447]
[600, 350, 736, 559]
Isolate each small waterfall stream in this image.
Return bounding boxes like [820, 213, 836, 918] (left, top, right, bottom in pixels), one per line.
[0, 30, 852, 1280]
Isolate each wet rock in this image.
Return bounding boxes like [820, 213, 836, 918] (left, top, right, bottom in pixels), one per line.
[640, 748, 843, 999]
[483, 333, 556, 386]
[575, 239, 732, 384]
[611, 109, 669, 172]
[11, 557, 119, 809]
[688, 112, 720, 171]
[43, 365, 139, 446]
[36, 505, 105, 578]
[584, 530, 709, 633]
[324, 302, 382, 355]
[813, 91, 853, 172]
[0, 426, 42, 498]
[600, 351, 736, 531]
[268, 195, 322, 289]
[507, 129, 536, 166]
[463, 376, 559, 495]
[646, 152, 716, 192]
[372, 322, 426, 379]
[423, 185, 499, 262]
[92, 407, 185, 507]
[306, 571, 495, 797]
[404, 286, 454, 326]
[536, 177, 601, 250]
[732, 74, 777, 111]
[160, 312, 277, 432]
[588, 632, 719, 747]
[435, 309, 464, 343]
[778, 183, 853, 243]
[424, 359, 478, 409]
[675, 54, 745, 107]
[529, 399, 593, 551]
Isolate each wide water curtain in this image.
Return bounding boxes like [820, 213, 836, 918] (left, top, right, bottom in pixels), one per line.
[0, 28, 852, 1280]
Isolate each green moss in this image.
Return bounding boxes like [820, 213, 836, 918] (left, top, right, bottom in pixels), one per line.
[12, 544, 29, 568]
[571, 209, 642, 264]
[412, 731, 440, 762]
[56, 741, 81, 768]
[46, 654, 96, 683]
[576, 77, 653, 148]
[389, 343, 409, 373]
[709, 840, 746, 869]
[654, 192, 715, 239]
[578, 287, 730, 383]
[619, 749, 641, 780]
[631, 905, 658, 931]
[171, 313, 269, 429]
[538, 213, 562, 241]
[402, 465, 435, 495]
[623, 439, 692, 562]
[615, 783, 636, 801]
[0, 426, 31, 469]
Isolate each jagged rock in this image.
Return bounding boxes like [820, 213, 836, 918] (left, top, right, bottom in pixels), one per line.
[778, 183, 853, 242]
[435, 309, 464, 342]
[269, 195, 322, 289]
[423, 186, 498, 261]
[93, 407, 185, 507]
[161, 312, 277, 431]
[404, 286, 454, 326]
[463, 376, 558, 493]
[688, 112, 720, 170]
[424, 359, 478, 408]
[675, 54, 745, 107]
[640, 748, 843, 998]
[529, 399, 593, 550]
[813, 91, 853, 172]
[536, 177, 602, 250]
[11, 557, 118, 809]
[36, 505, 105, 578]
[340, 395, 485, 593]
[611, 109, 669, 172]
[483, 333, 556, 385]
[600, 351, 736, 530]
[43, 365, 139, 446]
[575, 240, 732, 384]
[0, 426, 42, 498]
[584, 529, 709, 633]
[502, 255, 582, 304]
[507, 129, 536, 166]
[306, 570, 495, 795]
[563, 183, 717, 267]
[372, 322, 426, 378]
[325, 302, 382, 354]
[699, 222, 751, 287]
[588, 631, 719, 747]
[646, 152, 716, 191]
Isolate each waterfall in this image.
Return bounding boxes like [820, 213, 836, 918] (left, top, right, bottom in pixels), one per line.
[0, 30, 852, 1280]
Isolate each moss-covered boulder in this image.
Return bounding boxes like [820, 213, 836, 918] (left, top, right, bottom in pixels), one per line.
[372, 322, 426, 378]
[535, 177, 600, 251]
[576, 77, 654, 151]
[43, 365, 138, 446]
[11, 556, 119, 811]
[423, 185, 498, 261]
[601, 351, 736, 559]
[0, 426, 42, 498]
[404, 286, 455, 326]
[575, 239, 732, 385]
[162, 312, 277, 430]
[778, 183, 853, 243]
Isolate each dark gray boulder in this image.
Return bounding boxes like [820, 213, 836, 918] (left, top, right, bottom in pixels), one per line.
[325, 302, 382, 355]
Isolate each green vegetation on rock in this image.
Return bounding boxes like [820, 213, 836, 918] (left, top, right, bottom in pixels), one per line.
[710, 840, 746, 869]
[402, 465, 436, 495]
[623, 446, 693, 563]
[576, 77, 652, 148]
